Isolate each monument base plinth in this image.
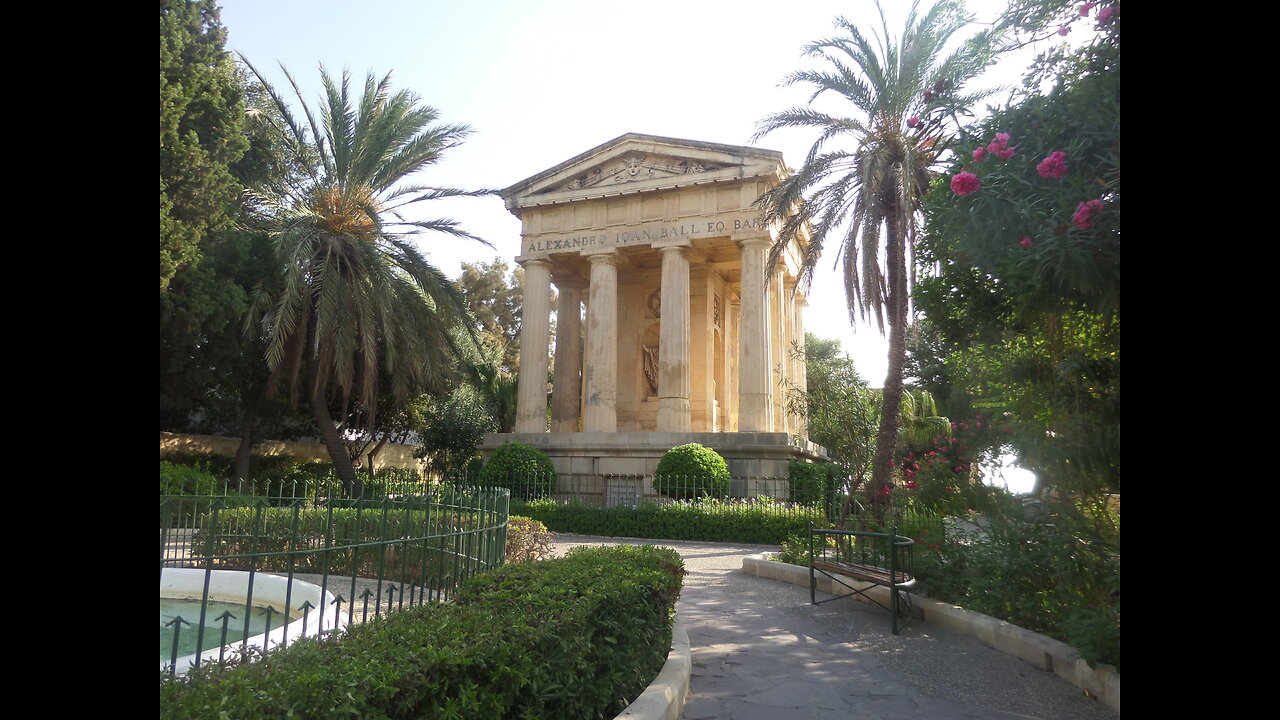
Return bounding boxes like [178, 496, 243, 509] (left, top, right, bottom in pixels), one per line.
[479, 431, 828, 506]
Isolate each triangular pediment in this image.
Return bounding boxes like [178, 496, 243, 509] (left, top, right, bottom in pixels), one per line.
[501, 133, 785, 211]
[547, 150, 728, 193]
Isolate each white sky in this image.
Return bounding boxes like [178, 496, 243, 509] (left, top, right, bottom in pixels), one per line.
[217, 0, 1076, 389]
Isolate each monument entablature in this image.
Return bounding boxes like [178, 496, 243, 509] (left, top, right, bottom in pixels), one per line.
[482, 133, 825, 497]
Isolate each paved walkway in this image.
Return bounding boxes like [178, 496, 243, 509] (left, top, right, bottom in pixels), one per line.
[552, 534, 1116, 720]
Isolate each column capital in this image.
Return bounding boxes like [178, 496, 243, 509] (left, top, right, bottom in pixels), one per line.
[551, 270, 587, 292]
[651, 237, 693, 251]
[734, 233, 772, 250]
[514, 256, 554, 269]
[583, 247, 619, 265]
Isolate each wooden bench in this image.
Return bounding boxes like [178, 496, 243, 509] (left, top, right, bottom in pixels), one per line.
[808, 521, 916, 634]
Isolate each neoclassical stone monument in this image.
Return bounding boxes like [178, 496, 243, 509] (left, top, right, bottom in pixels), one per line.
[480, 133, 826, 502]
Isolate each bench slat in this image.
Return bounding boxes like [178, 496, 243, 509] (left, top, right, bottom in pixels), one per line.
[811, 559, 913, 586]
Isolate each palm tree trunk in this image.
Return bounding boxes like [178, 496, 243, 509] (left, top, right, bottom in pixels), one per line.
[868, 213, 909, 516]
[311, 379, 363, 498]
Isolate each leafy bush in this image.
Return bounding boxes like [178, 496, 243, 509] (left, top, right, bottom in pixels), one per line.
[506, 515, 553, 563]
[464, 455, 484, 483]
[160, 546, 684, 720]
[479, 441, 557, 499]
[159, 450, 302, 482]
[654, 443, 730, 499]
[775, 533, 811, 565]
[416, 387, 497, 477]
[788, 460, 839, 506]
[912, 497, 1120, 670]
[160, 460, 223, 496]
[512, 496, 826, 545]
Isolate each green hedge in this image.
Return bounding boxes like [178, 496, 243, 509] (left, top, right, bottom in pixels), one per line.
[512, 497, 827, 545]
[160, 545, 685, 720]
[190, 504, 496, 579]
[159, 452, 426, 499]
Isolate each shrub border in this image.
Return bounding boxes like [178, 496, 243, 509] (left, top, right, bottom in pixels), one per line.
[613, 615, 690, 720]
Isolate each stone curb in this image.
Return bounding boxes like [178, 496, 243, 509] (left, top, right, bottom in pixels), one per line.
[613, 615, 691, 720]
[742, 553, 1120, 715]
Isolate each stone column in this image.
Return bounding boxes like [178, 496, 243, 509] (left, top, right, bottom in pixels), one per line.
[771, 267, 787, 433]
[737, 236, 772, 431]
[583, 249, 618, 432]
[551, 278, 583, 433]
[793, 291, 808, 437]
[515, 258, 552, 433]
[726, 294, 739, 432]
[656, 243, 691, 432]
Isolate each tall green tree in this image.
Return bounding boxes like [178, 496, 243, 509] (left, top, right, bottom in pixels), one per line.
[243, 62, 492, 495]
[159, 0, 247, 292]
[160, 63, 313, 488]
[755, 0, 995, 501]
[456, 258, 528, 375]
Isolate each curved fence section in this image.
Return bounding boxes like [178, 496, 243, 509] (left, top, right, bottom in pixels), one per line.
[159, 484, 509, 675]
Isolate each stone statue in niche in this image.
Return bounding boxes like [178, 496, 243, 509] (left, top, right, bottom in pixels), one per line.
[643, 345, 659, 396]
[647, 290, 661, 318]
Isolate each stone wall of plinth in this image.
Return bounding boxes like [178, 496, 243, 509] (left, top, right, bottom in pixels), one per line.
[479, 431, 828, 506]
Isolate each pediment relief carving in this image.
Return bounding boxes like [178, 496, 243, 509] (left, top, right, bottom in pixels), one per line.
[539, 152, 733, 195]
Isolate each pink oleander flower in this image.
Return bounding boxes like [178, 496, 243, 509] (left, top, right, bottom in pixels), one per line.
[986, 133, 1014, 159]
[1020, 237, 1034, 248]
[1079, 2, 1096, 16]
[1036, 150, 1069, 179]
[973, 146, 986, 162]
[923, 89, 934, 101]
[1096, 6, 1115, 23]
[1072, 199, 1106, 228]
[1058, 25, 1071, 36]
[907, 116, 920, 128]
[950, 171, 980, 196]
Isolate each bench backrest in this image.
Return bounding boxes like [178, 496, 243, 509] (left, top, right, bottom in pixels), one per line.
[808, 522, 915, 578]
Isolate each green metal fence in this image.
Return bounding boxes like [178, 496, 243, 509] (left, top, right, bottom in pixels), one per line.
[160, 483, 509, 676]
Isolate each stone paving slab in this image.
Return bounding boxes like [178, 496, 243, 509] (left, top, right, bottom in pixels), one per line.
[552, 534, 1116, 720]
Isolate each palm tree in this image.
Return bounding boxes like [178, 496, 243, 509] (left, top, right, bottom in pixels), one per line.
[754, 0, 994, 506]
[243, 61, 491, 495]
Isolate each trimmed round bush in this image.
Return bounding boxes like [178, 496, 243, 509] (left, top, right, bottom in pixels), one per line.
[654, 443, 730, 500]
[479, 441, 557, 499]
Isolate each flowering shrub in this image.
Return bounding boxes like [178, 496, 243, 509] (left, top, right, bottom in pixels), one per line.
[1035, 150, 1069, 179]
[1071, 198, 1106, 228]
[949, 171, 980, 196]
[888, 415, 1007, 516]
[986, 132, 1016, 160]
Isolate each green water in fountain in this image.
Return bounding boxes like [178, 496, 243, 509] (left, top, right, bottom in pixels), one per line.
[159, 599, 284, 664]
